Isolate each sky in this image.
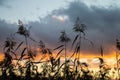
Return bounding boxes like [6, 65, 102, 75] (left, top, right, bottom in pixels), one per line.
[0, 0, 120, 22]
[0, 0, 73, 22]
[0, 0, 120, 58]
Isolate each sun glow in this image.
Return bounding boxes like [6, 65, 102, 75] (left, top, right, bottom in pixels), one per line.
[22, 50, 118, 68]
[0, 53, 4, 61]
[0, 50, 119, 79]
[0, 50, 118, 65]
[52, 15, 68, 22]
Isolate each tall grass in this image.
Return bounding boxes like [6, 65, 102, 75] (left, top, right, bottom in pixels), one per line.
[0, 19, 119, 80]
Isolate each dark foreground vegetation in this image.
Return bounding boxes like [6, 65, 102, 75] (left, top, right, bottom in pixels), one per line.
[0, 17, 120, 80]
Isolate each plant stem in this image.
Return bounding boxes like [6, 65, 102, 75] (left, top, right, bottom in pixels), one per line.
[25, 36, 29, 53]
[65, 42, 66, 63]
[78, 32, 81, 62]
[65, 42, 67, 78]
[116, 51, 119, 79]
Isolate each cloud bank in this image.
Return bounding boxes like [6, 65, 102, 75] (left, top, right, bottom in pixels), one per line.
[0, 1, 120, 55]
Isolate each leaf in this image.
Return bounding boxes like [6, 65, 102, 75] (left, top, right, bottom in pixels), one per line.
[11, 51, 17, 58]
[53, 57, 61, 68]
[116, 39, 120, 50]
[81, 23, 86, 35]
[97, 57, 104, 64]
[47, 49, 52, 55]
[82, 31, 85, 36]
[41, 49, 47, 54]
[4, 40, 10, 49]
[54, 45, 64, 50]
[39, 40, 45, 48]
[72, 35, 79, 48]
[77, 60, 80, 65]
[0, 61, 4, 66]
[59, 30, 71, 42]
[50, 57, 55, 66]
[100, 46, 104, 57]
[20, 48, 26, 59]
[81, 62, 88, 67]
[55, 48, 64, 58]
[74, 58, 77, 65]
[28, 50, 34, 60]
[15, 41, 23, 51]
[118, 59, 120, 64]
[74, 42, 80, 53]
[29, 36, 37, 42]
[57, 57, 60, 67]
[72, 43, 79, 54]
[54, 62, 65, 76]
[76, 46, 80, 53]
[4, 53, 12, 66]
[69, 52, 76, 59]
[82, 36, 94, 46]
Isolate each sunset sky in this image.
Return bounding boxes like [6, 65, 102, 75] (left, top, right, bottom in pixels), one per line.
[0, 0, 120, 61]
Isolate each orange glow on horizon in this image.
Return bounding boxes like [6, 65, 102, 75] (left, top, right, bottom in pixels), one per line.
[0, 51, 118, 60]
[0, 53, 4, 61]
[0, 50, 118, 68]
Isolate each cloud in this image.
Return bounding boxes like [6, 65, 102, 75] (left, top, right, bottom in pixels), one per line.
[0, 19, 17, 51]
[0, 16, 70, 50]
[0, 1, 120, 55]
[29, 1, 120, 54]
[0, 0, 6, 5]
[28, 15, 71, 48]
[0, 19, 16, 39]
[0, 0, 12, 8]
[52, 1, 120, 53]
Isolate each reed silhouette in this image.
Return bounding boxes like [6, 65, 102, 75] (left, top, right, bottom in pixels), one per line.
[0, 19, 119, 80]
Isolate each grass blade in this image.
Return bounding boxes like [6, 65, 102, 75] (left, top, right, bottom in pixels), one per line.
[72, 35, 79, 48]
[15, 41, 23, 51]
[55, 48, 64, 58]
[54, 45, 64, 50]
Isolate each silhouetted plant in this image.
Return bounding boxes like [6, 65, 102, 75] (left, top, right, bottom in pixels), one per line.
[0, 19, 119, 80]
[17, 20, 29, 37]
[59, 30, 70, 79]
[0, 36, 17, 80]
[59, 30, 70, 62]
[100, 45, 104, 58]
[71, 17, 93, 79]
[72, 17, 86, 60]
[116, 39, 120, 79]
[80, 62, 93, 80]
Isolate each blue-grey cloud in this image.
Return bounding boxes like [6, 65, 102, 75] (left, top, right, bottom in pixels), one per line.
[0, 0, 12, 8]
[0, 0, 6, 5]
[0, 1, 120, 54]
[0, 19, 16, 40]
[53, 1, 120, 53]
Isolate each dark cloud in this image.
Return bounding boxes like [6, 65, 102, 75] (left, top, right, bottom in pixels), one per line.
[28, 15, 72, 48]
[0, 17, 70, 49]
[0, 19, 17, 51]
[0, 0, 12, 8]
[0, 19, 17, 40]
[0, 1, 120, 55]
[0, 0, 6, 5]
[53, 1, 120, 53]
[29, 1, 120, 54]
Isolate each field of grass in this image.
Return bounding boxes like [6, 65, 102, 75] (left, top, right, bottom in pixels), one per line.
[0, 18, 120, 80]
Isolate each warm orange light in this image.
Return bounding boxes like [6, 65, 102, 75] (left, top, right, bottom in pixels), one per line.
[0, 49, 118, 68]
[0, 53, 4, 61]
